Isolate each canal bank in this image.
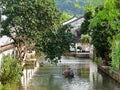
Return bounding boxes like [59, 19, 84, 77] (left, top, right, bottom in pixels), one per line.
[67, 52, 120, 85]
[14, 56, 120, 90]
[4, 54, 120, 90]
[29, 56, 120, 90]
[98, 63, 120, 84]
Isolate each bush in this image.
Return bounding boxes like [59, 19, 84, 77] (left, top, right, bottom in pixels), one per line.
[0, 55, 23, 85]
[110, 33, 120, 71]
[0, 85, 7, 90]
[80, 34, 90, 44]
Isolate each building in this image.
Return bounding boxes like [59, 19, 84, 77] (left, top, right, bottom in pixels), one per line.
[0, 35, 16, 67]
[63, 17, 85, 52]
[63, 17, 84, 41]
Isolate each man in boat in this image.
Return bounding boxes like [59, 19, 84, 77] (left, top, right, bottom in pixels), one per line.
[63, 68, 74, 78]
[68, 68, 74, 77]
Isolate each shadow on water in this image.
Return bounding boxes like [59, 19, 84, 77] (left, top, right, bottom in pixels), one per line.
[10, 56, 120, 90]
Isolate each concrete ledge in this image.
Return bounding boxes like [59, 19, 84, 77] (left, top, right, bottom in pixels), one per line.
[64, 52, 89, 58]
[98, 64, 120, 83]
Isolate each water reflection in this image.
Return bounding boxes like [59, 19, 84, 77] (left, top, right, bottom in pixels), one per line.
[15, 56, 120, 90]
[20, 63, 39, 90]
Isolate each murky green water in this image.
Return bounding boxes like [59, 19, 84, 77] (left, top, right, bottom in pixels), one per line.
[11, 56, 120, 90]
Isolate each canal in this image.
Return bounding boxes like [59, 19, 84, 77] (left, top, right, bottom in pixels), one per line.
[12, 56, 120, 90]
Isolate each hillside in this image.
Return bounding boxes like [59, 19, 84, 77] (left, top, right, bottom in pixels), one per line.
[55, 0, 103, 16]
[55, 0, 88, 16]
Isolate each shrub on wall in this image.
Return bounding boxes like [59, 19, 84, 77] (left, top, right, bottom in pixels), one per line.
[80, 34, 90, 44]
[0, 55, 22, 85]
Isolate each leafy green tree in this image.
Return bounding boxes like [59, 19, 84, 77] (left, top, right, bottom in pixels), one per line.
[79, 11, 92, 34]
[35, 25, 74, 63]
[88, 0, 120, 65]
[1, 0, 61, 60]
[109, 0, 120, 70]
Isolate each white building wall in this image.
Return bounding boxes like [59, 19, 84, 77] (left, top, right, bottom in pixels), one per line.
[63, 17, 85, 37]
[0, 35, 15, 68]
[0, 48, 16, 68]
[70, 18, 84, 36]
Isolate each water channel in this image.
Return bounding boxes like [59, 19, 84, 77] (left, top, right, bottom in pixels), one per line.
[12, 56, 120, 90]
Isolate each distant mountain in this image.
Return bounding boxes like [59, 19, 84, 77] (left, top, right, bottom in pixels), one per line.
[55, 0, 88, 16]
[55, 0, 103, 16]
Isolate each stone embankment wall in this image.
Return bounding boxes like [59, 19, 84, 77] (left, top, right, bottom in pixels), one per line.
[98, 64, 120, 83]
[89, 46, 120, 83]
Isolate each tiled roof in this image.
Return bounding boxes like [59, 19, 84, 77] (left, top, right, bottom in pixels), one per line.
[63, 17, 78, 25]
[1, 15, 7, 21]
[0, 35, 14, 46]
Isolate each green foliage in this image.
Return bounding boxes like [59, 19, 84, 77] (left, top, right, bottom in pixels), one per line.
[0, 55, 22, 85]
[1, 0, 61, 39]
[0, 85, 7, 90]
[115, 0, 120, 9]
[87, 0, 120, 64]
[74, 3, 81, 9]
[60, 12, 72, 23]
[79, 11, 92, 34]
[89, 0, 119, 31]
[35, 25, 74, 63]
[90, 24, 112, 61]
[80, 34, 90, 44]
[110, 33, 120, 71]
[1, 0, 61, 59]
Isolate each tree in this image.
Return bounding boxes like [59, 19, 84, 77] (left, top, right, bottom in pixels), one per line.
[88, 0, 120, 65]
[79, 11, 92, 34]
[35, 25, 74, 64]
[110, 0, 120, 70]
[1, 0, 61, 60]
